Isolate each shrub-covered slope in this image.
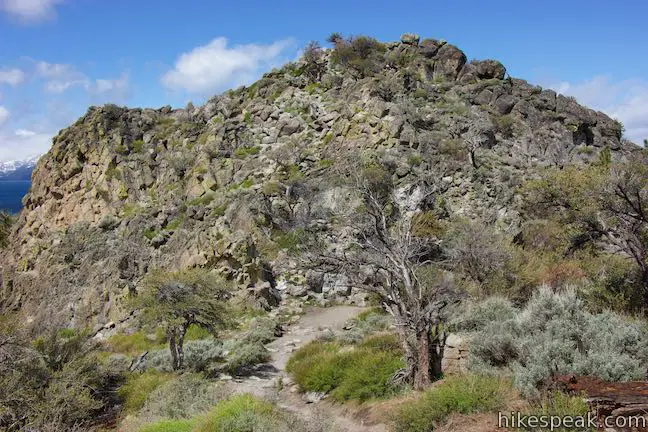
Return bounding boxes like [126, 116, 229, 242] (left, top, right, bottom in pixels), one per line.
[0, 34, 639, 330]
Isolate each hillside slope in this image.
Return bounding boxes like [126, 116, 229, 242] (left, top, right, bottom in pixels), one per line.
[0, 34, 637, 330]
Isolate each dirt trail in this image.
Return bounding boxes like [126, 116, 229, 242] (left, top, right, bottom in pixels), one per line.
[225, 305, 389, 432]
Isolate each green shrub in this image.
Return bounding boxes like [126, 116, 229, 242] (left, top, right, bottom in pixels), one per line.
[234, 146, 261, 158]
[1, 326, 118, 430]
[287, 339, 403, 401]
[195, 394, 278, 432]
[358, 333, 401, 354]
[286, 341, 347, 393]
[185, 325, 212, 341]
[331, 349, 404, 401]
[408, 153, 423, 166]
[493, 114, 516, 137]
[105, 163, 122, 181]
[322, 133, 333, 145]
[394, 375, 511, 432]
[118, 370, 174, 414]
[188, 193, 216, 207]
[138, 373, 230, 422]
[339, 310, 392, 344]
[108, 331, 163, 355]
[132, 139, 145, 153]
[164, 214, 184, 231]
[275, 228, 306, 253]
[144, 228, 158, 240]
[139, 419, 197, 432]
[240, 178, 254, 189]
[220, 317, 278, 375]
[522, 391, 592, 431]
[304, 82, 321, 94]
[330, 35, 386, 78]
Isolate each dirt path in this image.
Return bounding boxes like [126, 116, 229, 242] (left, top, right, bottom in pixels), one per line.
[225, 305, 389, 432]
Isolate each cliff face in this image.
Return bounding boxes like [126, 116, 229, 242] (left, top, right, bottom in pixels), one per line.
[0, 35, 635, 330]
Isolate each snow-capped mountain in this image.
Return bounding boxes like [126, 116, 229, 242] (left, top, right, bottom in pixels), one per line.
[0, 155, 40, 181]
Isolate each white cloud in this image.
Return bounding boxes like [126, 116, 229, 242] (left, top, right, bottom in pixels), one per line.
[162, 37, 294, 94]
[547, 76, 648, 144]
[0, 106, 8, 126]
[92, 74, 129, 94]
[0, 68, 25, 86]
[35, 61, 74, 78]
[35, 61, 90, 94]
[1, 0, 63, 22]
[0, 129, 52, 160]
[44, 79, 87, 93]
[15, 129, 36, 137]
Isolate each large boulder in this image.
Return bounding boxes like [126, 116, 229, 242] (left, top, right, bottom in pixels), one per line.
[433, 44, 467, 80]
[475, 59, 506, 80]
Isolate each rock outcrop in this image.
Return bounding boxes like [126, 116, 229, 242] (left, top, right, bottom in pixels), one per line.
[0, 35, 638, 331]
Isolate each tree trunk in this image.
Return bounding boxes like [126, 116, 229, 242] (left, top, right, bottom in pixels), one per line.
[642, 268, 648, 309]
[396, 322, 445, 391]
[177, 326, 187, 370]
[168, 333, 179, 370]
[413, 330, 431, 390]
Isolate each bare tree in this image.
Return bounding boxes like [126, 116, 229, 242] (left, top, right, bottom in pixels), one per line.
[603, 158, 648, 297]
[525, 154, 648, 304]
[302, 41, 326, 82]
[448, 111, 494, 169]
[304, 163, 461, 389]
[447, 219, 510, 287]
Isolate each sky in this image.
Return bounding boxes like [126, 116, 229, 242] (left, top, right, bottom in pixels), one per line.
[0, 0, 647, 161]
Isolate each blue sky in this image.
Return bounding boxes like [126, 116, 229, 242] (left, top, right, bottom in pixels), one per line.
[0, 0, 647, 160]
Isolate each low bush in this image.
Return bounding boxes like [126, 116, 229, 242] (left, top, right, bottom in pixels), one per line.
[144, 339, 224, 373]
[0, 327, 123, 430]
[467, 286, 648, 397]
[330, 35, 386, 78]
[139, 419, 197, 432]
[221, 317, 279, 375]
[332, 350, 404, 401]
[195, 393, 280, 432]
[185, 325, 212, 341]
[449, 297, 517, 332]
[339, 309, 392, 344]
[393, 374, 511, 432]
[521, 391, 592, 431]
[287, 338, 404, 402]
[358, 333, 401, 354]
[223, 340, 270, 375]
[286, 341, 347, 393]
[137, 373, 229, 423]
[108, 331, 164, 356]
[119, 370, 174, 414]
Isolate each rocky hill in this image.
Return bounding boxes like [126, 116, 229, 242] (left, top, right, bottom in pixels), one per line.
[0, 34, 637, 331]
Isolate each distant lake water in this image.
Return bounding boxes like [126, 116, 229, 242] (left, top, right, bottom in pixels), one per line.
[0, 181, 31, 214]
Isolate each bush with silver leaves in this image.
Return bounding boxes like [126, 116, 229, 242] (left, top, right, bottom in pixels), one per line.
[465, 286, 648, 397]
